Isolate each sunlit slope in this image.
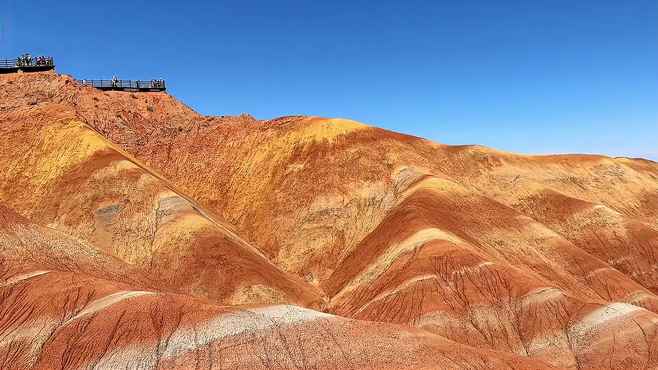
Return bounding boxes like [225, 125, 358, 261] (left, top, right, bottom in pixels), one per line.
[0, 91, 321, 307]
[95, 112, 658, 369]
[0, 203, 164, 292]
[0, 204, 555, 370]
[2, 71, 658, 369]
[323, 175, 658, 368]
[66, 86, 658, 368]
[83, 108, 658, 292]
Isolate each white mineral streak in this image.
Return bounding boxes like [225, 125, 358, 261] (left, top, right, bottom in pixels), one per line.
[69, 291, 154, 322]
[90, 305, 338, 369]
[570, 302, 644, 334]
[162, 305, 336, 358]
[1, 270, 51, 286]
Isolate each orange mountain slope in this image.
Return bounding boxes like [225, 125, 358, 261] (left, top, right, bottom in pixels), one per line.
[0, 204, 555, 370]
[1, 71, 657, 369]
[0, 83, 320, 308]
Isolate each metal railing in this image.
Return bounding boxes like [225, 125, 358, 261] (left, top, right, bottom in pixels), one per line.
[0, 57, 54, 69]
[76, 79, 166, 90]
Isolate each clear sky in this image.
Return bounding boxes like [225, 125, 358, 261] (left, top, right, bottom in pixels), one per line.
[1, 0, 656, 160]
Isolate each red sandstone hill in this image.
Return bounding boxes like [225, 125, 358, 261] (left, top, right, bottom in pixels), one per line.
[0, 71, 657, 369]
[1, 204, 553, 369]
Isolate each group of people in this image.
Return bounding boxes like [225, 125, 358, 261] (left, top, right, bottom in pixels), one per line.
[15, 54, 53, 67]
[108, 76, 165, 89]
[36, 56, 53, 66]
[149, 78, 165, 88]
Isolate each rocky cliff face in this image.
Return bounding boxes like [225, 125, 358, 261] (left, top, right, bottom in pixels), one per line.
[0, 71, 657, 369]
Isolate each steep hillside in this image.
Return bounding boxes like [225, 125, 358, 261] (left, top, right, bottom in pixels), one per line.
[117, 116, 658, 368]
[0, 80, 320, 308]
[1, 71, 657, 369]
[0, 204, 555, 369]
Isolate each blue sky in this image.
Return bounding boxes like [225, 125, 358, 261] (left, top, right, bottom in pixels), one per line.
[1, 0, 656, 160]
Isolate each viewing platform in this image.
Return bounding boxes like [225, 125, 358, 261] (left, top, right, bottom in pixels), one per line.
[76, 78, 166, 92]
[0, 56, 55, 74]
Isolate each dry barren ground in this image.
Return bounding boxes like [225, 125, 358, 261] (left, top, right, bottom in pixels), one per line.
[0, 71, 657, 369]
